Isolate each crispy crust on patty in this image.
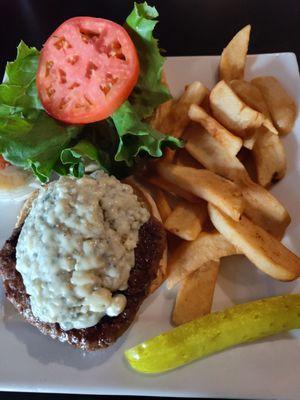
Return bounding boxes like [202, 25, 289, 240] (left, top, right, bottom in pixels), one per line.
[0, 216, 166, 350]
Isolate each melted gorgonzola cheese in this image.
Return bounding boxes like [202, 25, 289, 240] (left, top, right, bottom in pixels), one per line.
[16, 171, 149, 330]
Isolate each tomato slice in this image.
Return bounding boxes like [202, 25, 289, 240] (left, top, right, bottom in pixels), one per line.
[0, 155, 9, 170]
[37, 17, 139, 124]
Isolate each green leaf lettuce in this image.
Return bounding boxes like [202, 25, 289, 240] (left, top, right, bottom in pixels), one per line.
[0, 42, 82, 182]
[110, 2, 182, 167]
[0, 4, 182, 182]
[125, 2, 171, 119]
[112, 101, 181, 165]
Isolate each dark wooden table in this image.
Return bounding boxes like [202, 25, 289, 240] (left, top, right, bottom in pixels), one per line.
[1, 0, 299, 399]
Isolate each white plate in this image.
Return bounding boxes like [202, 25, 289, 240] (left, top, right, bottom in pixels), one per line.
[0, 54, 300, 399]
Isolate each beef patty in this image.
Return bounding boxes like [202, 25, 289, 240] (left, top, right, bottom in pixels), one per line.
[0, 216, 165, 350]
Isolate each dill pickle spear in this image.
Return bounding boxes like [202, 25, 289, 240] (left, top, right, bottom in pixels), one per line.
[125, 294, 300, 373]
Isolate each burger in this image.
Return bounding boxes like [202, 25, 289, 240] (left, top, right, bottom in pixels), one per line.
[0, 171, 166, 350]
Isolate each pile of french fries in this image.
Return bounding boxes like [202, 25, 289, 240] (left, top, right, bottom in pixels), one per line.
[134, 26, 300, 325]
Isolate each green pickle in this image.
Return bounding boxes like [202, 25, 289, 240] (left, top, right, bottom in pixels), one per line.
[125, 294, 300, 373]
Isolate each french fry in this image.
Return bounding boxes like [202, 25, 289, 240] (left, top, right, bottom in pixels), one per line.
[241, 181, 290, 239]
[151, 81, 209, 162]
[201, 93, 212, 114]
[184, 123, 248, 184]
[251, 76, 297, 134]
[237, 147, 257, 182]
[219, 25, 251, 81]
[243, 129, 259, 150]
[164, 199, 207, 241]
[188, 104, 243, 156]
[150, 100, 176, 162]
[229, 79, 277, 135]
[172, 260, 220, 326]
[210, 80, 264, 137]
[174, 148, 204, 168]
[230, 80, 278, 150]
[252, 129, 287, 187]
[152, 81, 209, 138]
[153, 189, 172, 222]
[150, 99, 174, 131]
[146, 175, 200, 203]
[167, 231, 238, 288]
[184, 125, 290, 238]
[230, 79, 271, 117]
[210, 80, 277, 138]
[156, 162, 244, 221]
[208, 204, 300, 281]
[140, 26, 299, 328]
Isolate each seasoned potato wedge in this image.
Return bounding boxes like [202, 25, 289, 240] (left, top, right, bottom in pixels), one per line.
[172, 261, 220, 326]
[167, 231, 238, 288]
[252, 76, 297, 135]
[156, 162, 244, 221]
[208, 204, 300, 281]
[219, 25, 251, 81]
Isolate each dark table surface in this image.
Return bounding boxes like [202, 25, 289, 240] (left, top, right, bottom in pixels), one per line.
[1, 0, 300, 399]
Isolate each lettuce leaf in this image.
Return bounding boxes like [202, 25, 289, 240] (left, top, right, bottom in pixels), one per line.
[0, 4, 181, 182]
[109, 2, 182, 166]
[79, 120, 133, 179]
[0, 42, 82, 182]
[125, 2, 171, 119]
[1, 41, 42, 111]
[0, 112, 79, 182]
[59, 139, 109, 178]
[112, 101, 181, 164]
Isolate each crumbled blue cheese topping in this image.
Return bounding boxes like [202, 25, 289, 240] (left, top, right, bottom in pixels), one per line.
[16, 171, 149, 330]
